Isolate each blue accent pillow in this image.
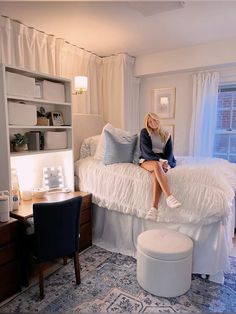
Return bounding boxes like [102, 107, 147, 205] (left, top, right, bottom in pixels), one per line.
[103, 129, 138, 165]
[133, 133, 140, 164]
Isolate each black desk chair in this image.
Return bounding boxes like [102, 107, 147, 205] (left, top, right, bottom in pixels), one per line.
[33, 196, 82, 299]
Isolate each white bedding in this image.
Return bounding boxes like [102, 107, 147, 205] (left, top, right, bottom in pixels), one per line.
[92, 203, 235, 283]
[75, 156, 236, 225]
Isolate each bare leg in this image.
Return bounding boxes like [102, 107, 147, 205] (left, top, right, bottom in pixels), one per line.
[141, 160, 181, 209]
[141, 161, 171, 198]
[151, 172, 161, 208]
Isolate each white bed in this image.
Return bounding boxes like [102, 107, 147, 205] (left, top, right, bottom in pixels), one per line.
[73, 114, 236, 284]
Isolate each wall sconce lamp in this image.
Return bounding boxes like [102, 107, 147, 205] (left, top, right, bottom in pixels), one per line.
[73, 76, 88, 95]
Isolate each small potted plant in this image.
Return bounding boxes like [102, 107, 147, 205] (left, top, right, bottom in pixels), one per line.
[11, 133, 28, 152]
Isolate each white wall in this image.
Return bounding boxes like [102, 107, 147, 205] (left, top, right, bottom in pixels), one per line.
[137, 38, 236, 156]
[139, 66, 236, 155]
[139, 72, 193, 155]
[135, 38, 236, 77]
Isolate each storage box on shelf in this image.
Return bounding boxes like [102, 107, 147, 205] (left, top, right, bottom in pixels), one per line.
[6, 72, 35, 98]
[42, 80, 65, 102]
[8, 102, 37, 126]
[0, 64, 74, 195]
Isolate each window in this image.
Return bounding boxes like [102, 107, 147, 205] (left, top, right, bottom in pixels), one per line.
[213, 85, 236, 162]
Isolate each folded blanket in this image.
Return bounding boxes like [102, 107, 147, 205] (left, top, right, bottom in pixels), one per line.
[75, 156, 236, 225]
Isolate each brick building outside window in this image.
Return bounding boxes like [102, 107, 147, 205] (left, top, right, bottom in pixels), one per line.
[213, 86, 236, 163]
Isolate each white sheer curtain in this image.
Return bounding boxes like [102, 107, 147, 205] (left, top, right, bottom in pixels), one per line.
[0, 15, 140, 122]
[122, 55, 140, 134]
[102, 53, 140, 133]
[0, 15, 102, 114]
[0, 16, 56, 74]
[189, 71, 220, 157]
[56, 40, 102, 114]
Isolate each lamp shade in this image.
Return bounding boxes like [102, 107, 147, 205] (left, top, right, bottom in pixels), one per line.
[74, 76, 88, 94]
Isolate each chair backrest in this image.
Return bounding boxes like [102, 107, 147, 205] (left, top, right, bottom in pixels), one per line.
[33, 196, 82, 262]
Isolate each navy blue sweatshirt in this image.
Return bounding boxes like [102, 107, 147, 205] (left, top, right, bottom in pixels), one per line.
[139, 128, 176, 168]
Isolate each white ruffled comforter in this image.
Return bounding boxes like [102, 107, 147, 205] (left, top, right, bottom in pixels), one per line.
[75, 156, 236, 225]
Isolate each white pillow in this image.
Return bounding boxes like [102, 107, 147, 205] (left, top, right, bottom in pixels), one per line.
[80, 135, 101, 159]
[94, 123, 132, 160]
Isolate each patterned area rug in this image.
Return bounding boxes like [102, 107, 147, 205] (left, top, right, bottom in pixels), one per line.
[1, 246, 236, 313]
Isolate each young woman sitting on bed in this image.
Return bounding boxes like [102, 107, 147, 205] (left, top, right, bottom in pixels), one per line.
[140, 112, 181, 220]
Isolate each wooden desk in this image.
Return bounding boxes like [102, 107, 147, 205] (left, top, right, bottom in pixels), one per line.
[10, 191, 92, 286]
[0, 218, 21, 302]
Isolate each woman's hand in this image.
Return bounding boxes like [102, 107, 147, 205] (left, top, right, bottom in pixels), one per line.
[160, 159, 170, 173]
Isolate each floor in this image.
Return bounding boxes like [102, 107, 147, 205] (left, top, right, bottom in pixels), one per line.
[1, 232, 236, 308]
[1, 245, 236, 313]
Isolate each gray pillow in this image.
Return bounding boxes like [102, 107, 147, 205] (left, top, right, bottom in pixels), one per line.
[103, 129, 138, 165]
[133, 133, 140, 164]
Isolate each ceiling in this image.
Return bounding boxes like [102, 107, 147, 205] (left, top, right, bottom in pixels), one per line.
[1, 1, 236, 57]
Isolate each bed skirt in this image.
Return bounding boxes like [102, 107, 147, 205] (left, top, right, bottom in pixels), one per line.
[92, 203, 235, 284]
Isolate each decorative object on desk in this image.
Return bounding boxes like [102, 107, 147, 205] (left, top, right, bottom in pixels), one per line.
[37, 106, 49, 126]
[62, 187, 71, 193]
[20, 190, 32, 201]
[11, 133, 28, 152]
[73, 76, 88, 95]
[0, 191, 10, 222]
[162, 124, 175, 144]
[51, 111, 64, 126]
[152, 87, 176, 119]
[43, 166, 64, 190]
[32, 187, 48, 199]
[11, 169, 20, 211]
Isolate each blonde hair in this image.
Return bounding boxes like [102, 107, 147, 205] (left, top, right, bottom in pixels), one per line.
[144, 112, 170, 144]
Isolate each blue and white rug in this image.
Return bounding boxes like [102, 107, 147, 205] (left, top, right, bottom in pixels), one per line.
[0, 245, 236, 313]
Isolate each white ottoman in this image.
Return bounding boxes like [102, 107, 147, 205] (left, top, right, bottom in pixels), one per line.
[137, 229, 193, 298]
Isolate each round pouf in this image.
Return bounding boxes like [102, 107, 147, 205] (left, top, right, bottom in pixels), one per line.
[137, 229, 193, 298]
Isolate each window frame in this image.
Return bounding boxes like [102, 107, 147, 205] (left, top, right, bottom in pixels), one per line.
[213, 84, 236, 162]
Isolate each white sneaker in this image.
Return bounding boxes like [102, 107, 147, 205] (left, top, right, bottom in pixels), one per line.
[145, 207, 158, 220]
[166, 195, 181, 209]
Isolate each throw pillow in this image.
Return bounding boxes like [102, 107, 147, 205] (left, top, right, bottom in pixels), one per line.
[94, 123, 133, 160]
[80, 135, 101, 159]
[103, 129, 138, 165]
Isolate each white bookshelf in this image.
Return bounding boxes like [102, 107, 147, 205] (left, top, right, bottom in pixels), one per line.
[0, 64, 74, 193]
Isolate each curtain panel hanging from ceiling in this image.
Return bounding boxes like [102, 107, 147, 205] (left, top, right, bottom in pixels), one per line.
[0, 16, 56, 74]
[57, 40, 103, 114]
[0, 15, 140, 128]
[102, 53, 140, 133]
[0, 15, 102, 115]
[189, 71, 220, 157]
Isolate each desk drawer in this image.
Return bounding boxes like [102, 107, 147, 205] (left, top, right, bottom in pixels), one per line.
[0, 242, 17, 266]
[80, 207, 91, 225]
[0, 222, 18, 246]
[0, 260, 20, 302]
[81, 194, 92, 210]
[79, 222, 92, 252]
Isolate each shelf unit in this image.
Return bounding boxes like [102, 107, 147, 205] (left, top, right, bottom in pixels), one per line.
[0, 64, 74, 193]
